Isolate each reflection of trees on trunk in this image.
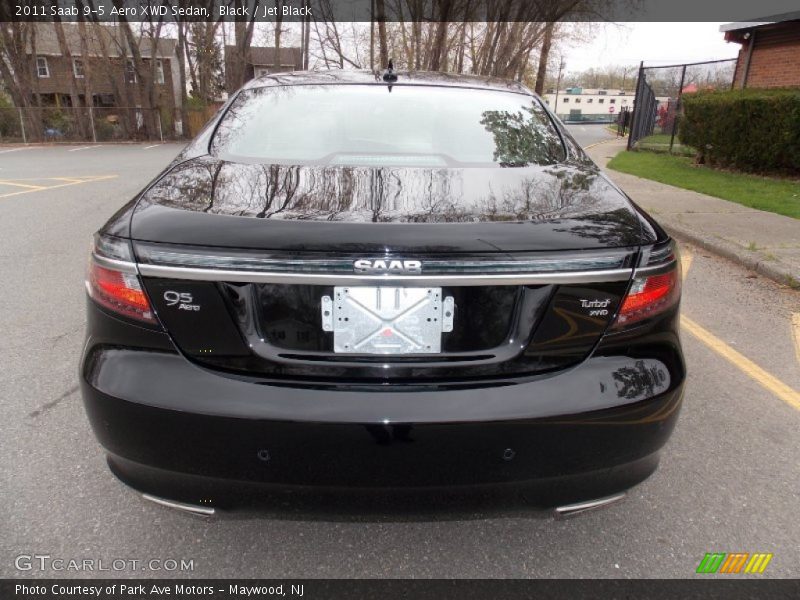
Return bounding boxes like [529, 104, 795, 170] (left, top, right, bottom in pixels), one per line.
[259, 165, 301, 219]
[143, 160, 217, 213]
[475, 166, 602, 222]
[204, 162, 224, 214]
[554, 209, 645, 248]
[141, 157, 642, 237]
[612, 360, 669, 401]
[369, 169, 386, 222]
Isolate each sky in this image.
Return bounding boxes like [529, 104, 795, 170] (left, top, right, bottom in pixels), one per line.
[560, 22, 741, 73]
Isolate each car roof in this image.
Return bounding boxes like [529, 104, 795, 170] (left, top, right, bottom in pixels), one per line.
[242, 69, 533, 95]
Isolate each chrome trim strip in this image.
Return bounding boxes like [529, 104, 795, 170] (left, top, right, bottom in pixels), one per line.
[92, 253, 138, 274]
[135, 244, 635, 275]
[137, 254, 629, 274]
[137, 263, 633, 285]
[141, 493, 215, 516]
[632, 261, 678, 278]
[553, 493, 626, 520]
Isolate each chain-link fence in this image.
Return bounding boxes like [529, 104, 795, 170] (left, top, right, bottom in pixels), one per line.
[627, 59, 737, 154]
[0, 105, 219, 144]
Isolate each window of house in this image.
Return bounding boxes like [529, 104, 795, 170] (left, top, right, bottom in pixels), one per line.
[598, 98, 605, 104]
[95, 94, 115, 107]
[587, 98, 593, 103]
[36, 56, 50, 78]
[155, 59, 165, 84]
[73, 58, 84, 78]
[125, 60, 137, 84]
[562, 98, 569, 103]
[574, 98, 581, 103]
[610, 99, 616, 104]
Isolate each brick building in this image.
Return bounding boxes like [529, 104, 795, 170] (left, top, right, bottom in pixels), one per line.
[25, 23, 180, 120]
[722, 17, 800, 89]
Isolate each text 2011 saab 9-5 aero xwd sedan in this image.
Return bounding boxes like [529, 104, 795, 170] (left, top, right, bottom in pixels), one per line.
[80, 70, 684, 516]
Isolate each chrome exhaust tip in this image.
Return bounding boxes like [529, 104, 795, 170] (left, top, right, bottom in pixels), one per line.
[142, 493, 215, 516]
[552, 492, 626, 520]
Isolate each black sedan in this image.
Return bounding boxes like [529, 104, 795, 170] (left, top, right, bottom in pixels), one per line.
[80, 70, 684, 516]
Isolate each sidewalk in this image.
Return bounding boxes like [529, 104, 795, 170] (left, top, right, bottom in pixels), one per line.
[587, 138, 800, 287]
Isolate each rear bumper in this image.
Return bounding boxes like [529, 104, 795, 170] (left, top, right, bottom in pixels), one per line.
[80, 303, 684, 505]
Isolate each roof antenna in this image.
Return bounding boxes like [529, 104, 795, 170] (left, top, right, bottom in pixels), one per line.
[382, 59, 398, 83]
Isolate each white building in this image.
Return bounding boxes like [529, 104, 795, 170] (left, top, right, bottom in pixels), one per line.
[541, 87, 669, 121]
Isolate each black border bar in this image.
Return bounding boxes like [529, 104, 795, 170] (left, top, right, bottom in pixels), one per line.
[3, 579, 800, 600]
[2, 0, 800, 22]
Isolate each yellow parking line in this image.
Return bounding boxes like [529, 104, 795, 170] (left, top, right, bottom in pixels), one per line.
[0, 175, 117, 199]
[0, 180, 47, 190]
[50, 177, 88, 184]
[679, 243, 800, 410]
[682, 315, 800, 412]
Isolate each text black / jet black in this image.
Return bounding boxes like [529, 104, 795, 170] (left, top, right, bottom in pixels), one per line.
[80, 71, 685, 511]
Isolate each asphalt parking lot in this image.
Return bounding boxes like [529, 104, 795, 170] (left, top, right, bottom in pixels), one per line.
[1, 128, 799, 578]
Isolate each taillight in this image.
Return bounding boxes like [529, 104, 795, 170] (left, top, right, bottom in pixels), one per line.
[86, 234, 156, 324]
[613, 243, 681, 329]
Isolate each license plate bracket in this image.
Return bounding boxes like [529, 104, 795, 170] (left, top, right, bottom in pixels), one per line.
[321, 287, 453, 354]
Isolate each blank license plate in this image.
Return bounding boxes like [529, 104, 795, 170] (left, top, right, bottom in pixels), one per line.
[321, 287, 454, 354]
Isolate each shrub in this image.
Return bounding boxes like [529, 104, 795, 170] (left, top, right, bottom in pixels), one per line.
[0, 94, 21, 139]
[679, 88, 800, 174]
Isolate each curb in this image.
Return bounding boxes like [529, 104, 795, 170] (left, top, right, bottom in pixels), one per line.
[657, 218, 799, 288]
[583, 137, 622, 150]
[0, 141, 181, 148]
[585, 140, 799, 289]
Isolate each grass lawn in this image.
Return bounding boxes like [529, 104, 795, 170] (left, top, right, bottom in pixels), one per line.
[634, 134, 695, 157]
[607, 151, 800, 220]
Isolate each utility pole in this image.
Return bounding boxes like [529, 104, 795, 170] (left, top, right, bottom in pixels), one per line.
[553, 57, 565, 117]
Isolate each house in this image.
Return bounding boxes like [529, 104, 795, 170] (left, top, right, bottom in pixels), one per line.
[224, 46, 303, 93]
[721, 16, 800, 89]
[25, 23, 181, 119]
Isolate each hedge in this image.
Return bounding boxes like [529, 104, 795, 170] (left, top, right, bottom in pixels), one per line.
[679, 88, 800, 174]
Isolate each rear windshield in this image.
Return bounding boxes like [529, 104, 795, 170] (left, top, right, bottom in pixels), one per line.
[211, 84, 565, 167]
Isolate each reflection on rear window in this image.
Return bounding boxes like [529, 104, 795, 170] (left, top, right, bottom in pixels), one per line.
[211, 85, 565, 167]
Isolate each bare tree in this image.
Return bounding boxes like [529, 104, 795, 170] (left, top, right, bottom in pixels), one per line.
[229, 0, 262, 90]
[274, 0, 284, 69]
[175, 19, 189, 133]
[51, 17, 89, 137]
[189, 21, 224, 102]
[0, 23, 43, 140]
[534, 22, 555, 94]
[304, 0, 606, 83]
[375, 0, 389, 69]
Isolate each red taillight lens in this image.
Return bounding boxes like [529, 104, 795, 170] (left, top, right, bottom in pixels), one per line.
[613, 268, 680, 328]
[87, 261, 155, 324]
